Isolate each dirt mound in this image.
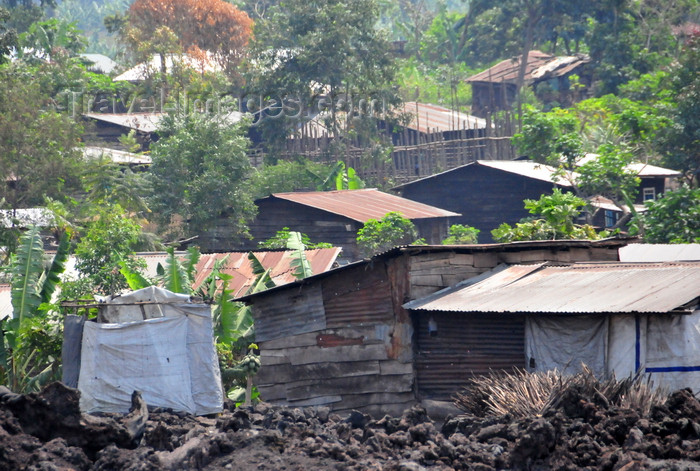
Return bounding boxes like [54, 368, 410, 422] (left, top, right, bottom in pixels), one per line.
[1, 382, 700, 470]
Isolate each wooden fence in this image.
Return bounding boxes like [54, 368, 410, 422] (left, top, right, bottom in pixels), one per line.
[248, 111, 518, 186]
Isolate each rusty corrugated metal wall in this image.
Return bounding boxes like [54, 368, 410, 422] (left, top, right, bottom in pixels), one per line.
[322, 264, 394, 328]
[414, 311, 525, 400]
[253, 285, 326, 342]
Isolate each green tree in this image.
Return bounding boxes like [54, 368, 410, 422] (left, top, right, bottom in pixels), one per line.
[632, 185, 700, 244]
[660, 33, 700, 184]
[147, 113, 256, 243]
[0, 63, 84, 210]
[247, 0, 399, 152]
[442, 224, 480, 244]
[1, 0, 55, 33]
[17, 18, 87, 60]
[492, 189, 605, 242]
[70, 204, 146, 296]
[0, 7, 17, 63]
[356, 211, 422, 257]
[248, 159, 337, 199]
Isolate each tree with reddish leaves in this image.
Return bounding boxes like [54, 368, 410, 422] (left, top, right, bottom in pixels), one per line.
[124, 0, 253, 81]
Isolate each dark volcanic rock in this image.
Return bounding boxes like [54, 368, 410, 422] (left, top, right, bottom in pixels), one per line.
[1, 383, 700, 470]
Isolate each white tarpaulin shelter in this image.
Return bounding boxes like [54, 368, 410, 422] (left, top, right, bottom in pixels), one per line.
[78, 286, 223, 415]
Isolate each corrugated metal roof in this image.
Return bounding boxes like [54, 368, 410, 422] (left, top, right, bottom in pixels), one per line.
[466, 51, 589, 84]
[392, 160, 576, 190]
[478, 160, 577, 185]
[79, 53, 119, 74]
[85, 113, 164, 133]
[83, 146, 152, 165]
[399, 102, 487, 133]
[0, 208, 53, 228]
[266, 189, 461, 222]
[404, 262, 700, 314]
[578, 155, 680, 177]
[85, 111, 243, 133]
[131, 249, 340, 298]
[619, 244, 700, 262]
[626, 162, 681, 177]
[0, 284, 10, 321]
[114, 53, 221, 82]
[237, 238, 635, 302]
[190, 248, 341, 298]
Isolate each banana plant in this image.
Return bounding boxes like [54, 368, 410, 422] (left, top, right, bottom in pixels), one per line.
[1, 226, 70, 392]
[156, 246, 200, 294]
[286, 231, 312, 280]
[310, 161, 364, 191]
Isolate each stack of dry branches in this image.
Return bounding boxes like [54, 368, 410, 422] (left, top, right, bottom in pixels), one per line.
[453, 365, 668, 418]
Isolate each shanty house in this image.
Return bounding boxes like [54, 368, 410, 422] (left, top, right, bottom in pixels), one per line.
[392, 160, 576, 243]
[215, 189, 460, 261]
[466, 51, 591, 116]
[404, 261, 700, 398]
[236, 238, 630, 417]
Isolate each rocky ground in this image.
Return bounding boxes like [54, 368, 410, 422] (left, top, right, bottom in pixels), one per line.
[1, 382, 700, 470]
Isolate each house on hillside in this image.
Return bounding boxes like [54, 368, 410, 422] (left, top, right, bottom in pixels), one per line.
[466, 50, 591, 116]
[82, 146, 152, 167]
[392, 160, 577, 242]
[78, 53, 119, 75]
[404, 261, 700, 397]
[208, 189, 460, 261]
[235, 238, 631, 417]
[577, 155, 681, 204]
[83, 111, 245, 150]
[113, 53, 222, 82]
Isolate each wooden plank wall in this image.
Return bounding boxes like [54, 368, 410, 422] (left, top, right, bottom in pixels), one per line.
[407, 245, 623, 300]
[252, 262, 415, 417]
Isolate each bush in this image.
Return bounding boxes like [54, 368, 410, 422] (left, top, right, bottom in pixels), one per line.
[356, 212, 420, 257]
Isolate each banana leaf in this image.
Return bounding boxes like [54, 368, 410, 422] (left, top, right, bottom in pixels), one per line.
[247, 252, 275, 290]
[11, 226, 44, 322]
[183, 246, 201, 284]
[39, 232, 70, 305]
[161, 247, 192, 294]
[119, 260, 152, 290]
[286, 231, 312, 280]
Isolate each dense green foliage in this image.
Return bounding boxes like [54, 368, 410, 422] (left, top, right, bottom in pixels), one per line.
[247, 0, 400, 154]
[492, 189, 605, 242]
[0, 64, 84, 209]
[148, 113, 256, 242]
[356, 211, 422, 257]
[633, 186, 700, 244]
[259, 227, 333, 250]
[442, 224, 480, 244]
[70, 204, 146, 296]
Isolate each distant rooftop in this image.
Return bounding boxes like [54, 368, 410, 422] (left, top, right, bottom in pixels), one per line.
[466, 50, 590, 84]
[261, 189, 460, 222]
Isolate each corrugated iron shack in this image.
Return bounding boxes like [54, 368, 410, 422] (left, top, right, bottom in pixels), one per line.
[237, 238, 630, 416]
[218, 189, 460, 261]
[405, 261, 700, 398]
